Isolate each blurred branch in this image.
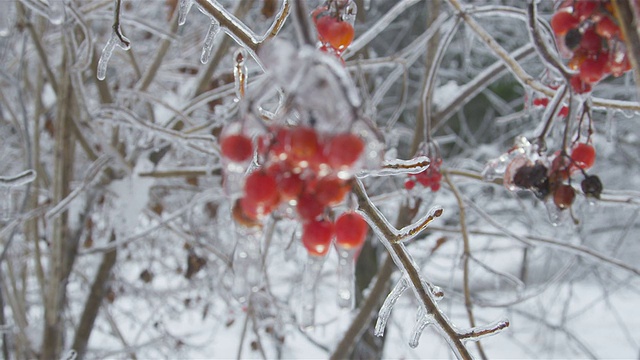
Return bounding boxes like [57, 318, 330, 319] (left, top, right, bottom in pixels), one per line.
[444, 173, 488, 360]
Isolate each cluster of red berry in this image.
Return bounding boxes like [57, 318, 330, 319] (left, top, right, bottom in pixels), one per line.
[551, 0, 632, 93]
[508, 141, 601, 210]
[220, 125, 369, 255]
[302, 211, 368, 257]
[404, 157, 443, 192]
[312, 0, 356, 58]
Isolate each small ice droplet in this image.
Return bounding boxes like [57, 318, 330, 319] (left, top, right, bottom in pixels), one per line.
[200, 19, 220, 64]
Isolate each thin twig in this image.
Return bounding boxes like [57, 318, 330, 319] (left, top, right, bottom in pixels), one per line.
[444, 172, 488, 360]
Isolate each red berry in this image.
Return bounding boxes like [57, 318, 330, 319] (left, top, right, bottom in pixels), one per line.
[580, 28, 603, 54]
[289, 127, 319, 164]
[579, 55, 607, 84]
[568, 48, 589, 70]
[553, 184, 576, 210]
[244, 171, 280, 207]
[278, 172, 304, 200]
[595, 16, 621, 39]
[221, 134, 253, 163]
[302, 219, 334, 256]
[296, 192, 325, 221]
[326, 133, 365, 169]
[570, 74, 592, 94]
[551, 9, 580, 36]
[558, 105, 569, 117]
[551, 153, 571, 180]
[532, 97, 549, 107]
[315, 176, 349, 206]
[335, 212, 368, 249]
[232, 198, 261, 227]
[574, 1, 599, 20]
[570, 143, 596, 170]
[315, 15, 355, 51]
[404, 179, 416, 190]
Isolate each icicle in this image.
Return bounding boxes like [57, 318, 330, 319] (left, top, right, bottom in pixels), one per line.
[200, 19, 220, 64]
[374, 278, 408, 336]
[300, 254, 326, 329]
[605, 109, 616, 142]
[233, 49, 248, 99]
[409, 306, 434, 348]
[545, 198, 563, 226]
[231, 229, 263, 303]
[0, 0, 15, 37]
[97, 30, 130, 81]
[47, 0, 65, 25]
[336, 247, 357, 309]
[178, 0, 193, 26]
[0, 169, 36, 187]
[423, 280, 443, 302]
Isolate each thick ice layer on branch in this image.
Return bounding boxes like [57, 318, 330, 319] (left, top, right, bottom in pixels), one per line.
[0, 169, 37, 187]
[178, 0, 193, 26]
[97, 31, 131, 81]
[201, 19, 220, 64]
[375, 278, 408, 336]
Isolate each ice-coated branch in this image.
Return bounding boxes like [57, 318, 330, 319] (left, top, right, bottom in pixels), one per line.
[193, 0, 291, 53]
[526, 0, 573, 80]
[357, 156, 431, 178]
[444, 172, 488, 359]
[458, 319, 510, 341]
[0, 169, 36, 187]
[374, 278, 408, 336]
[446, 0, 640, 112]
[351, 179, 474, 359]
[97, 0, 131, 80]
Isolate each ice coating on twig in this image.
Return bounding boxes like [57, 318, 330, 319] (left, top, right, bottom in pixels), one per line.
[178, 0, 193, 26]
[47, 0, 65, 25]
[409, 306, 434, 348]
[233, 49, 247, 99]
[97, 30, 131, 81]
[459, 318, 510, 342]
[0, 169, 37, 187]
[300, 254, 325, 329]
[336, 247, 356, 309]
[357, 156, 430, 178]
[201, 19, 220, 64]
[374, 277, 408, 336]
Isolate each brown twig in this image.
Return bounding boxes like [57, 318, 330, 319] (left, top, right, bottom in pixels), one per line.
[443, 172, 488, 360]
